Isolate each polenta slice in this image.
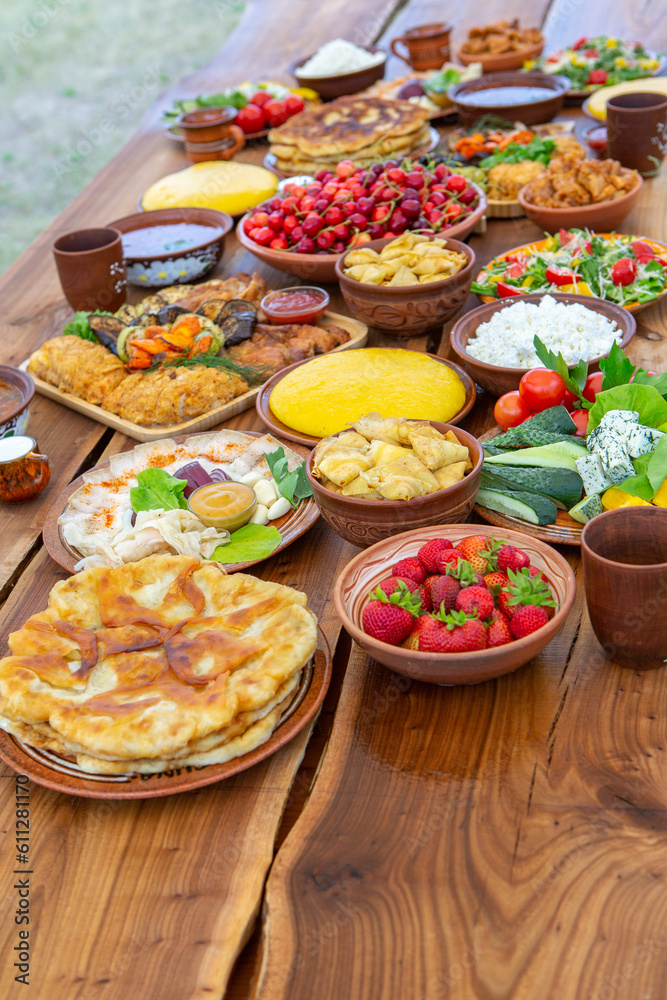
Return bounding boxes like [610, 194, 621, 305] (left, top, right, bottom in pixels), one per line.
[141, 161, 277, 215]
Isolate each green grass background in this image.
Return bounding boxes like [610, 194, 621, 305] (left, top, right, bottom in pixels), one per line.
[0, 0, 244, 274]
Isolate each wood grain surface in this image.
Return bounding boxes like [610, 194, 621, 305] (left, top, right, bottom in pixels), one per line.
[1, 0, 667, 998]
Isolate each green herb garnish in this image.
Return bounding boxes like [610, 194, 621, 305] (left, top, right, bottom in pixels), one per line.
[211, 523, 282, 563]
[533, 335, 589, 407]
[130, 468, 188, 513]
[63, 312, 97, 341]
[152, 353, 270, 385]
[265, 446, 312, 508]
[479, 137, 556, 170]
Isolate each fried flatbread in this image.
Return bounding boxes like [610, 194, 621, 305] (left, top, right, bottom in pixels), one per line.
[0, 555, 318, 767]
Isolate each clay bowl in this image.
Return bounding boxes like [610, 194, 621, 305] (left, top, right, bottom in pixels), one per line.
[449, 294, 636, 397]
[517, 171, 643, 234]
[336, 234, 477, 337]
[290, 46, 386, 101]
[255, 353, 477, 448]
[306, 421, 483, 548]
[107, 207, 233, 287]
[0, 366, 34, 439]
[581, 507, 667, 670]
[237, 216, 340, 282]
[448, 71, 570, 127]
[455, 37, 544, 74]
[333, 524, 576, 684]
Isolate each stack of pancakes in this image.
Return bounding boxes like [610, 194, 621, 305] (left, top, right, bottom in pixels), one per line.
[268, 96, 431, 175]
[0, 555, 317, 774]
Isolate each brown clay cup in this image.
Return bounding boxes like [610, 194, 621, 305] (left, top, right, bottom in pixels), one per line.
[581, 507, 667, 670]
[606, 92, 667, 177]
[390, 23, 452, 71]
[52, 227, 127, 312]
[177, 107, 245, 153]
[0, 435, 50, 503]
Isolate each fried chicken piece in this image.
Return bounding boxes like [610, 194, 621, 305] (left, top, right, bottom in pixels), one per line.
[28, 337, 127, 406]
[487, 160, 546, 201]
[103, 365, 248, 425]
[226, 340, 296, 374]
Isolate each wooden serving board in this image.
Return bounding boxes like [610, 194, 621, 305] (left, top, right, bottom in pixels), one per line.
[24, 310, 367, 443]
[474, 426, 584, 546]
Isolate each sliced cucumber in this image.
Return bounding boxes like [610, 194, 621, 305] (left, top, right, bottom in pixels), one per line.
[490, 406, 577, 449]
[116, 327, 133, 363]
[568, 494, 604, 524]
[477, 488, 558, 526]
[484, 440, 588, 472]
[480, 465, 583, 510]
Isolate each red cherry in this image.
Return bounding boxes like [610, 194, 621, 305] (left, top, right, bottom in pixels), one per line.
[434, 163, 450, 181]
[254, 226, 274, 246]
[296, 236, 316, 253]
[381, 186, 396, 202]
[336, 159, 356, 179]
[386, 168, 406, 184]
[270, 236, 287, 250]
[368, 223, 385, 238]
[405, 171, 424, 189]
[316, 230, 335, 250]
[401, 199, 420, 218]
[430, 191, 446, 206]
[291, 225, 304, 241]
[372, 205, 391, 223]
[324, 206, 344, 226]
[332, 240, 347, 253]
[252, 211, 269, 227]
[333, 223, 350, 240]
[342, 201, 358, 217]
[299, 196, 316, 212]
[302, 215, 324, 236]
[348, 213, 368, 230]
[357, 196, 375, 216]
[267, 211, 284, 231]
[459, 188, 477, 205]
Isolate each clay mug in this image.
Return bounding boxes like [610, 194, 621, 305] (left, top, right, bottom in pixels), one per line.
[0, 435, 50, 503]
[53, 227, 127, 312]
[390, 22, 452, 71]
[177, 107, 245, 155]
[184, 136, 239, 163]
[581, 507, 667, 670]
[606, 91, 667, 176]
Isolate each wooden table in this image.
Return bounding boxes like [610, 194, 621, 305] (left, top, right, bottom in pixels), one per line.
[2, 2, 667, 997]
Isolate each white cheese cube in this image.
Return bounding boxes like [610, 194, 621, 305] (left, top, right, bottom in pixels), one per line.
[599, 442, 635, 484]
[626, 425, 664, 458]
[576, 453, 613, 495]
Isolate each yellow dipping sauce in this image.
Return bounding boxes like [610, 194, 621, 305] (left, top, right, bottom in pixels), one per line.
[188, 482, 256, 530]
[269, 348, 467, 438]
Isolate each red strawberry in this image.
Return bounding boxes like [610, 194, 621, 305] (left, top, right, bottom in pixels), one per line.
[430, 575, 460, 614]
[401, 616, 434, 650]
[455, 534, 494, 574]
[483, 570, 509, 596]
[497, 544, 531, 574]
[422, 575, 442, 599]
[391, 557, 427, 585]
[376, 575, 419, 599]
[455, 585, 494, 620]
[510, 605, 549, 639]
[500, 567, 558, 623]
[420, 609, 487, 653]
[487, 609, 513, 647]
[445, 558, 485, 589]
[435, 549, 463, 573]
[363, 582, 423, 646]
[418, 584, 432, 612]
[417, 537, 453, 573]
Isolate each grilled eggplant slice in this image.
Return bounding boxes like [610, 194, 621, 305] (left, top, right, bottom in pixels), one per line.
[220, 313, 256, 347]
[156, 304, 192, 325]
[87, 314, 127, 354]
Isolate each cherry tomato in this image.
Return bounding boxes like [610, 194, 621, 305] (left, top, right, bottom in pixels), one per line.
[582, 371, 604, 403]
[631, 240, 655, 258]
[236, 104, 266, 133]
[518, 369, 567, 412]
[584, 49, 600, 58]
[494, 392, 532, 431]
[546, 265, 580, 286]
[570, 408, 590, 437]
[264, 99, 289, 127]
[505, 261, 527, 279]
[250, 90, 272, 108]
[558, 228, 574, 246]
[611, 257, 637, 286]
[562, 387, 579, 411]
[572, 37, 589, 50]
[284, 93, 305, 115]
[587, 69, 607, 85]
[496, 282, 523, 298]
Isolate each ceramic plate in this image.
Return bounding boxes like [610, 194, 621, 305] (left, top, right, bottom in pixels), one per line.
[475, 234, 667, 314]
[566, 52, 667, 102]
[0, 629, 331, 799]
[263, 126, 441, 178]
[474, 427, 583, 546]
[42, 431, 319, 573]
[255, 353, 477, 448]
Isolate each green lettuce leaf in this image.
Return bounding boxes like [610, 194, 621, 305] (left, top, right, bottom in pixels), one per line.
[587, 383, 667, 432]
[599, 341, 636, 390]
[63, 312, 97, 341]
[210, 524, 282, 564]
[618, 435, 667, 500]
[130, 468, 188, 512]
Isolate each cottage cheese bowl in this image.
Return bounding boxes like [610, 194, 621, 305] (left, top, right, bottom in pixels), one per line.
[291, 41, 387, 100]
[450, 293, 636, 397]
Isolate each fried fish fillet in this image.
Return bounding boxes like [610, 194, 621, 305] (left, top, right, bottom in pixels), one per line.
[28, 336, 128, 406]
[104, 365, 249, 425]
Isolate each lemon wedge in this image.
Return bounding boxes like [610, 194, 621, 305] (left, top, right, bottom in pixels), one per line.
[141, 162, 277, 215]
[269, 349, 467, 438]
[601, 487, 651, 510]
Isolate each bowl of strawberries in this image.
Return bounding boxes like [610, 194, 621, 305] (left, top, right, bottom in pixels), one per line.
[333, 524, 576, 684]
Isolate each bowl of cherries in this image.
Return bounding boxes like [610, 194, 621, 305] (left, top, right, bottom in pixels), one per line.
[237, 157, 486, 282]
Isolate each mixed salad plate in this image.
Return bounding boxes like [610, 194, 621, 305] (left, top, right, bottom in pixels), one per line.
[472, 229, 667, 312]
[529, 35, 664, 98]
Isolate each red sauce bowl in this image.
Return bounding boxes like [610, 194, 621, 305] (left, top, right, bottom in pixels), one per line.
[261, 286, 330, 325]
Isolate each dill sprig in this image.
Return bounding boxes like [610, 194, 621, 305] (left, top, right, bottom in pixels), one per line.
[151, 352, 271, 385]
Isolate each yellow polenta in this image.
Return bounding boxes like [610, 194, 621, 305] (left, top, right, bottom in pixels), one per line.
[270, 349, 467, 438]
[141, 162, 278, 215]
